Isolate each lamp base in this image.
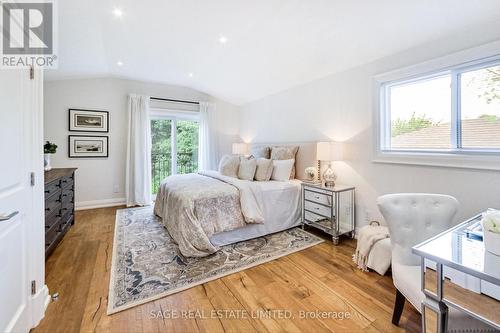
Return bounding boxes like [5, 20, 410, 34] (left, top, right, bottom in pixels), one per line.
[324, 180, 336, 187]
[322, 162, 337, 188]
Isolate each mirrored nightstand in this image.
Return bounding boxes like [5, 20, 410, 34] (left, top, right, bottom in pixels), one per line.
[301, 182, 355, 245]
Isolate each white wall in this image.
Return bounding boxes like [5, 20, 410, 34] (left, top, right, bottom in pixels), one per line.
[44, 77, 239, 209]
[239, 34, 500, 228]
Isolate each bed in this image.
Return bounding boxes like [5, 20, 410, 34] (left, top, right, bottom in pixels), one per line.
[154, 142, 316, 257]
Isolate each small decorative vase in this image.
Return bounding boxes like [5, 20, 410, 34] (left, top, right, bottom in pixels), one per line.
[44, 153, 52, 171]
[483, 228, 500, 256]
[305, 167, 316, 181]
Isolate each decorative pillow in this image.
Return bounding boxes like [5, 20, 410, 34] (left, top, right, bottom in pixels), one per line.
[270, 146, 299, 179]
[250, 146, 270, 159]
[271, 159, 295, 181]
[218, 155, 240, 178]
[238, 156, 257, 181]
[254, 158, 273, 181]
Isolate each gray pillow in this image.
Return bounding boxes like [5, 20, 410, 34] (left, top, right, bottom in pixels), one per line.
[238, 156, 257, 181]
[270, 146, 299, 179]
[254, 158, 273, 181]
[250, 146, 270, 159]
[218, 155, 240, 178]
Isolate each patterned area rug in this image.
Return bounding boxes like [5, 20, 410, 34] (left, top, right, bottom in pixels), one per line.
[107, 207, 323, 314]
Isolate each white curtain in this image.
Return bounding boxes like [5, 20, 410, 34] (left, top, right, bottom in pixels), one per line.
[126, 94, 152, 206]
[198, 102, 219, 170]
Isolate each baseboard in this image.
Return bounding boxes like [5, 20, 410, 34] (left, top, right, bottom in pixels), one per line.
[75, 198, 126, 211]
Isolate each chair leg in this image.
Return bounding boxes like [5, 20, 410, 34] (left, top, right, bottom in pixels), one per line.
[392, 289, 406, 326]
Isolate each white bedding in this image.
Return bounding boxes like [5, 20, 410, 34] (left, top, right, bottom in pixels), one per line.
[210, 179, 302, 246]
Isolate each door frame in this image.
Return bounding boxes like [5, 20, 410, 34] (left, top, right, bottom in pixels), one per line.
[27, 68, 50, 329]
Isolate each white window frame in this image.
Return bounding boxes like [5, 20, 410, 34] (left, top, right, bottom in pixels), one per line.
[150, 108, 199, 176]
[373, 41, 500, 171]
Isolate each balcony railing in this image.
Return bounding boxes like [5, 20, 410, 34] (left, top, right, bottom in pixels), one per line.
[151, 152, 198, 194]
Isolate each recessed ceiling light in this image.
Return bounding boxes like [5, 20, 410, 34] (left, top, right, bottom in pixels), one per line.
[116, 60, 123, 66]
[188, 73, 194, 78]
[113, 8, 123, 18]
[218, 35, 228, 44]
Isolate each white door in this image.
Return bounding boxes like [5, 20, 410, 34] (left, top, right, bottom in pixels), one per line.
[0, 68, 41, 332]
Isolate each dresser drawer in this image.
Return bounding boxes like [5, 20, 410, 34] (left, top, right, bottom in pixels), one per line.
[61, 205, 73, 218]
[60, 212, 74, 232]
[61, 174, 74, 189]
[45, 209, 61, 229]
[45, 195, 61, 218]
[305, 200, 331, 218]
[304, 189, 332, 206]
[45, 220, 61, 247]
[61, 187, 74, 204]
[45, 180, 61, 199]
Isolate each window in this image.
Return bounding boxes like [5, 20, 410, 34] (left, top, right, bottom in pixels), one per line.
[380, 60, 500, 153]
[151, 114, 199, 194]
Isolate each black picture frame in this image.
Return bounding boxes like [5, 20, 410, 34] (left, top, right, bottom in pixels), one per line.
[68, 135, 109, 158]
[68, 109, 109, 133]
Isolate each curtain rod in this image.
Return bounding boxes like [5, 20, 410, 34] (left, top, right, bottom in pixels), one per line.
[150, 96, 200, 105]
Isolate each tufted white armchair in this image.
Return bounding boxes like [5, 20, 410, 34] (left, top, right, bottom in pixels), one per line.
[377, 193, 495, 332]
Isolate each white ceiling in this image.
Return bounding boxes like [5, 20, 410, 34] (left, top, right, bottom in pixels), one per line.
[47, 0, 500, 105]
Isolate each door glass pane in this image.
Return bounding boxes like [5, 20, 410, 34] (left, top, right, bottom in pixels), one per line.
[389, 75, 452, 150]
[460, 65, 500, 149]
[176, 120, 199, 174]
[151, 119, 172, 194]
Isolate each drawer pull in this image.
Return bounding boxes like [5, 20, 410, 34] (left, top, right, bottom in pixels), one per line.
[45, 208, 50, 212]
[45, 189, 50, 194]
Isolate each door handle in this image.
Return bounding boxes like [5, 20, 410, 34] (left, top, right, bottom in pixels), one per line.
[0, 211, 19, 221]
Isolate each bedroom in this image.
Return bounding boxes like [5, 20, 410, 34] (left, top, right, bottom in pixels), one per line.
[1, 1, 500, 332]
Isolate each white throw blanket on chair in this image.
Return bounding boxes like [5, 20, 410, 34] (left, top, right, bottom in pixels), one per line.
[353, 223, 390, 272]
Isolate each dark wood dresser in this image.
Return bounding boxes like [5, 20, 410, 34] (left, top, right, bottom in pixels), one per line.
[44, 168, 77, 258]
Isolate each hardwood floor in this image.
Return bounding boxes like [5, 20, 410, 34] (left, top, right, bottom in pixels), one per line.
[34, 207, 420, 333]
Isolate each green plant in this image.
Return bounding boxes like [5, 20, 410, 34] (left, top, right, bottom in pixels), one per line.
[479, 114, 499, 122]
[391, 112, 433, 137]
[44, 141, 58, 154]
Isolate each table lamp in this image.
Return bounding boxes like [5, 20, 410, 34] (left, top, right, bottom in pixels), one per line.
[232, 143, 248, 156]
[316, 141, 344, 187]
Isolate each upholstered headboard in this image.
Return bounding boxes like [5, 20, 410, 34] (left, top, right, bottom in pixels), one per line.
[249, 142, 317, 180]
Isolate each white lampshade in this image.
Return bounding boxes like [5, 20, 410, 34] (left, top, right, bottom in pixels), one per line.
[232, 143, 248, 155]
[316, 141, 344, 161]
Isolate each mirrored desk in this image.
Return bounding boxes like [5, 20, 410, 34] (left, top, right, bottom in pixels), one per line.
[413, 213, 500, 333]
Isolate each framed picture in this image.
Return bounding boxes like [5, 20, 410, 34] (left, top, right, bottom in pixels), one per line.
[69, 109, 109, 132]
[68, 135, 109, 158]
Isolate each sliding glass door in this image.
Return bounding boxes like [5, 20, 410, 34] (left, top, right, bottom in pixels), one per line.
[151, 117, 199, 193]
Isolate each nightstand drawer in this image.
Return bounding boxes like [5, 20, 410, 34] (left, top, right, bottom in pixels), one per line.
[305, 200, 331, 218]
[304, 189, 332, 206]
[305, 210, 329, 223]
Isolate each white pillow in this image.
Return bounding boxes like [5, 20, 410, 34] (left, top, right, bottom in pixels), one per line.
[254, 158, 273, 181]
[238, 156, 257, 181]
[218, 155, 240, 178]
[271, 159, 295, 181]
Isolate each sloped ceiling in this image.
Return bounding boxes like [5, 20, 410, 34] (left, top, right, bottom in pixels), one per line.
[46, 0, 500, 104]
